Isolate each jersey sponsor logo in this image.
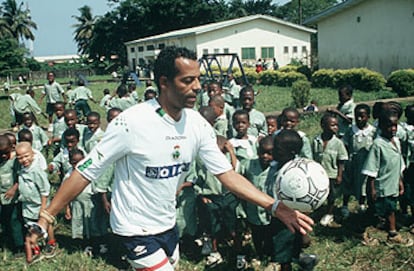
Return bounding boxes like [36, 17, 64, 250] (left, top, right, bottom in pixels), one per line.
[77, 158, 92, 172]
[165, 135, 187, 140]
[133, 245, 147, 256]
[145, 162, 191, 179]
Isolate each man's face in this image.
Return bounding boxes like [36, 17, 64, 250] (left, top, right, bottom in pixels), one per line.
[241, 91, 254, 111]
[161, 57, 201, 110]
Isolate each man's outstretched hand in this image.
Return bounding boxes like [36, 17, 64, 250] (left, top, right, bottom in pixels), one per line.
[275, 202, 314, 235]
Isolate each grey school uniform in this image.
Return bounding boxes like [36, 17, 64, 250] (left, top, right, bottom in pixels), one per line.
[248, 108, 268, 138]
[337, 99, 355, 137]
[213, 115, 228, 138]
[21, 125, 48, 152]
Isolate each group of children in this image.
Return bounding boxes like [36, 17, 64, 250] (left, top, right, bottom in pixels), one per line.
[174, 82, 414, 270]
[2, 77, 414, 270]
[0, 94, 124, 264]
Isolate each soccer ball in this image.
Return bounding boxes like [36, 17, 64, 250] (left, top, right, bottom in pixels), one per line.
[274, 158, 329, 213]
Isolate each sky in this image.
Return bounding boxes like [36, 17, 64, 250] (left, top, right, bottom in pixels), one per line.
[25, 0, 290, 57]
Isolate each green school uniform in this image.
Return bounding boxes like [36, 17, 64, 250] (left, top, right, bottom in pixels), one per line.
[248, 108, 268, 138]
[213, 115, 228, 137]
[298, 131, 313, 159]
[337, 99, 355, 137]
[312, 134, 348, 179]
[73, 86, 93, 102]
[343, 124, 376, 198]
[42, 81, 64, 103]
[83, 128, 105, 154]
[108, 96, 136, 111]
[362, 136, 405, 197]
[241, 158, 271, 226]
[0, 158, 17, 205]
[21, 125, 48, 152]
[17, 164, 50, 220]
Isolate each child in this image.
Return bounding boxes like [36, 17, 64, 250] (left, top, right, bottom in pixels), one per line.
[401, 105, 414, 231]
[277, 107, 313, 159]
[313, 114, 348, 228]
[239, 86, 267, 139]
[327, 85, 355, 138]
[4, 132, 16, 157]
[47, 102, 67, 157]
[72, 79, 98, 122]
[83, 112, 105, 153]
[17, 129, 47, 171]
[144, 88, 157, 101]
[342, 104, 376, 217]
[20, 112, 48, 152]
[49, 127, 83, 182]
[61, 109, 87, 150]
[303, 100, 319, 112]
[0, 135, 24, 256]
[229, 109, 258, 162]
[209, 95, 228, 137]
[266, 115, 278, 136]
[266, 130, 317, 271]
[240, 135, 273, 263]
[16, 142, 57, 261]
[64, 148, 95, 254]
[99, 88, 111, 110]
[194, 135, 239, 268]
[208, 81, 235, 137]
[362, 110, 413, 247]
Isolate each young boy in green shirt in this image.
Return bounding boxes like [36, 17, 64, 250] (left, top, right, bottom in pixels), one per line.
[313, 114, 348, 228]
[362, 110, 413, 247]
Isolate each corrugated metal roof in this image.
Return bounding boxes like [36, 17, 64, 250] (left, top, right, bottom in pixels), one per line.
[304, 0, 366, 25]
[125, 14, 316, 45]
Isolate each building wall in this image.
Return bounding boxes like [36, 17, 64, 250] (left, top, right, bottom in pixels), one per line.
[317, 0, 414, 76]
[195, 18, 312, 67]
[125, 18, 313, 72]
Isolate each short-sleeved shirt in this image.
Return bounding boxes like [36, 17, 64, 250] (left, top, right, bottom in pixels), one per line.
[17, 163, 50, 220]
[312, 134, 348, 179]
[83, 128, 105, 153]
[248, 108, 268, 138]
[213, 115, 228, 137]
[0, 158, 17, 205]
[52, 117, 67, 140]
[229, 135, 258, 162]
[42, 81, 64, 104]
[75, 99, 232, 236]
[108, 96, 136, 111]
[12, 94, 42, 115]
[343, 124, 376, 159]
[400, 122, 414, 164]
[21, 125, 48, 152]
[241, 158, 271, 226]
[337, 99, 355, 137]
[362, 136, 405, 197]
[73, 86, 93, 101]
[298, 130, 313, 159]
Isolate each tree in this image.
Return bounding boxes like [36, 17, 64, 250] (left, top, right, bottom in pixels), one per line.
[72, 5, 98, 55]
[274, 0, 338, 25]
[227, 0, 276, 18]
[1, 0, 37, 41]
[0, 38, 27, 74]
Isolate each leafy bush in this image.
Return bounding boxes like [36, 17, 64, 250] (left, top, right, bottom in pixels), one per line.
[279, 65, 298, 73]
[259, 70, 278, 85]
[311, 68, 385, 91]
[278, 71, 307, 87]
[387, 69, 414, 97]
[297, 65, 312, 80]
[291, 80, 311, 108]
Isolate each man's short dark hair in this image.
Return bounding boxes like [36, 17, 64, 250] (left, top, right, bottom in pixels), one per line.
[154, 46, 197, 92]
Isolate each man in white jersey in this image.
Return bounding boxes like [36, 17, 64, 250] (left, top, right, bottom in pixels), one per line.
[25, 46, 313, 269]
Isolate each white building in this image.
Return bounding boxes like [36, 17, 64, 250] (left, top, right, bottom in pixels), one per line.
[125, 14, 316, 71]
[305, 0, 414, 76]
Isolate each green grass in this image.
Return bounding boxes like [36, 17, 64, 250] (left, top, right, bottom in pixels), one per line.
[1, 80, 414, 270]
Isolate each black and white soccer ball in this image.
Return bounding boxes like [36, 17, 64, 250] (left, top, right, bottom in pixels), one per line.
[274, 158, 329, 213]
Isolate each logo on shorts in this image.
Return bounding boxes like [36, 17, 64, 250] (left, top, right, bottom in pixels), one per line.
[172, 145, 180, 160]
[133, 245, 147, 256]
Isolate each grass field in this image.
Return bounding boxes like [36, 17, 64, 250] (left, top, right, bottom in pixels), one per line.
[1, 79, 414, 271]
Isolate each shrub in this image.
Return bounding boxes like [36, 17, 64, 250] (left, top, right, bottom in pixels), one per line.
[297, 65, 312, 81]
[279, 65, 298, 73]
[259, 70, 278, 86]
[278, 71, 307, 87]
[312, 69, 335, 88]
[387, 69, 414, 97]
[291, 80, 311, 108]
[311, 68, 385, 91]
